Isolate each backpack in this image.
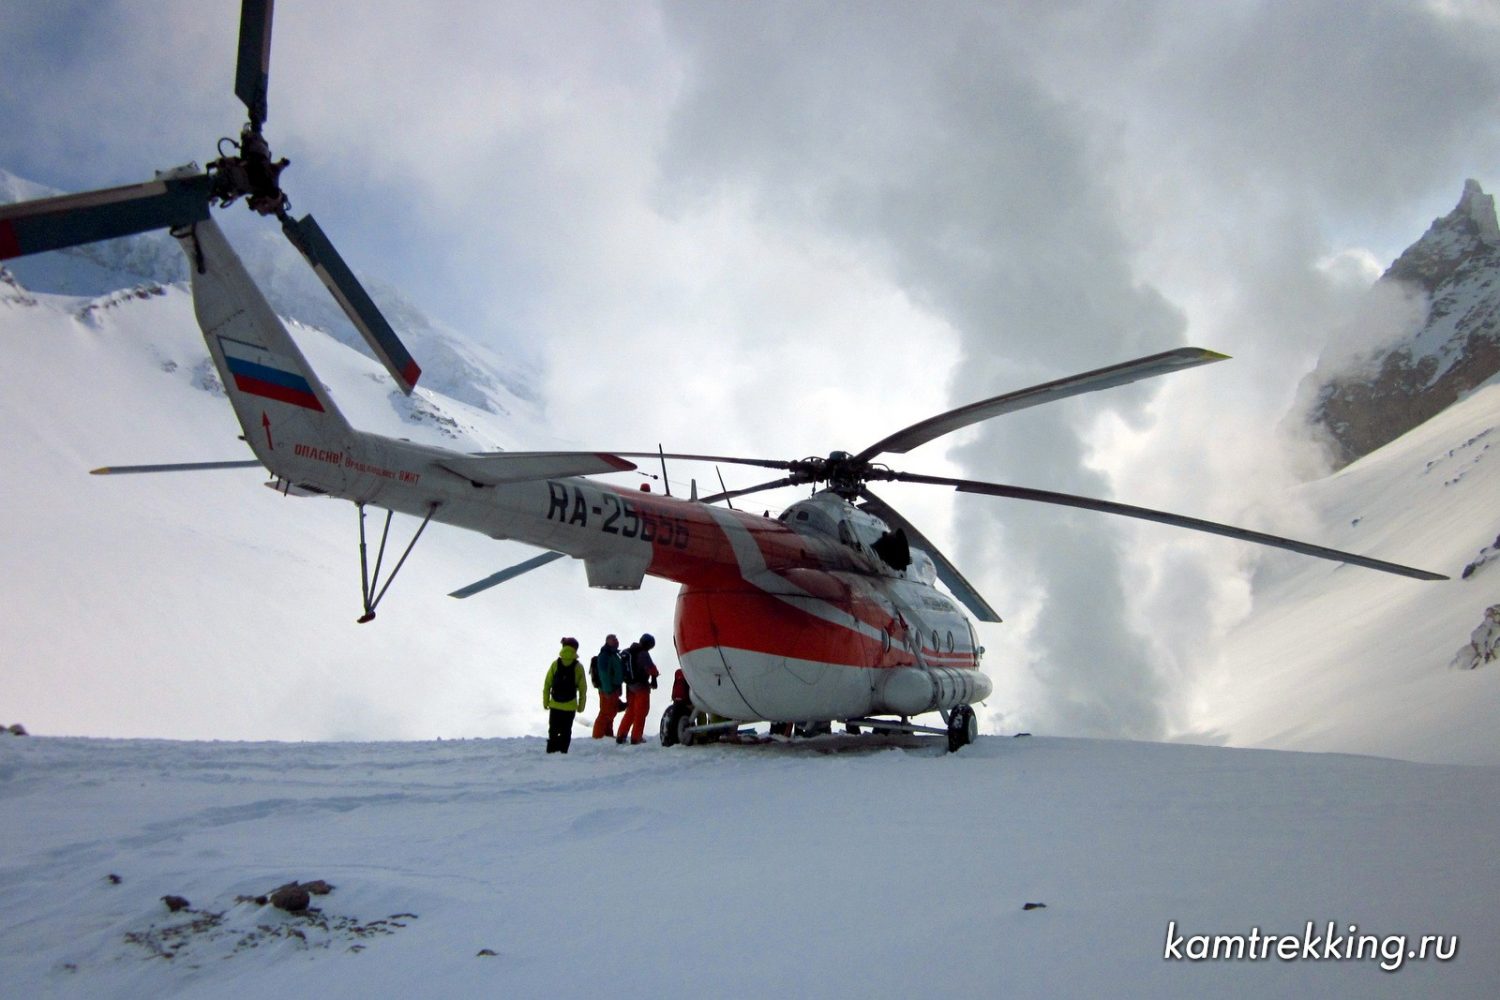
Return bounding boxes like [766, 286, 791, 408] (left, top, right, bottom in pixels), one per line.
[619, 648, 637, 687]
[550, 659, 578, 703]
[588, 655, 600, 689]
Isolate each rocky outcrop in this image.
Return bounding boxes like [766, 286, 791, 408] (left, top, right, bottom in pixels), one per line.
[1451, 605, 1500, 670]
[1306, 180, 1500, 468]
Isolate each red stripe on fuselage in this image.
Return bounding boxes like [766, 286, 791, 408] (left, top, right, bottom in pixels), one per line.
[676, 585, 899, 668]
[0, 220, 20, 260]
[574, 488, 980, 669]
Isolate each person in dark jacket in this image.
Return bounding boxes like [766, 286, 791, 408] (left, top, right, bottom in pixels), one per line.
[615, 633, 660, 745]
[591, 634, 625, 739]
[543, 637, 587, 753]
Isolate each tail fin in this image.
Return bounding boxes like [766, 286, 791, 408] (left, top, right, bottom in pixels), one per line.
[176, 217, 354, 476]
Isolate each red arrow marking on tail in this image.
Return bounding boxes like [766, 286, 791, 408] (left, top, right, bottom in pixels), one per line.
[262, 412, 274, 450]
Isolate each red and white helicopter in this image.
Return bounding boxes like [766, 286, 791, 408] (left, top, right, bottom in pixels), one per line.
[0, 1, 1444, 751]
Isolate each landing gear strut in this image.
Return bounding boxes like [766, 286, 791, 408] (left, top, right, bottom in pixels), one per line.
[355, 501, 438, 622]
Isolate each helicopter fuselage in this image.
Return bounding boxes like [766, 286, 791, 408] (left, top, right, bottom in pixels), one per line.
[264, 415, 990, 723]
[177, 216, 990, 728]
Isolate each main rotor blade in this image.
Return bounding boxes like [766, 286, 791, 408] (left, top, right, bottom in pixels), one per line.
[90, 460, 263, 475]
[281, 213, 422, 394]
[0, 174, 213, 261]
[235, 0, 275, 129]
[859, 488, 1003, 622]
[892, 471, 1448, 581]
[852, 347, 1229, 464]
[436, 451, 636, 487]
[609, 451, 797, 473]
[449, 550, 567, 598]
[699, 475, 800, 506]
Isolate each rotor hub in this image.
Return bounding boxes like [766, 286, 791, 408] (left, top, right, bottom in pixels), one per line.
[209, 125, 290, 217]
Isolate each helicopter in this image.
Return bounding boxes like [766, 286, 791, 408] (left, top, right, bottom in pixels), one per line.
[0, 1, 1445, 752]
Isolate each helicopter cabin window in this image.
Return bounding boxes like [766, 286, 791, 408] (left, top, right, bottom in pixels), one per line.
[946, 631, 955, 652]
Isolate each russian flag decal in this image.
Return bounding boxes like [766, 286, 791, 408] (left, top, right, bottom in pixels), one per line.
[218, 336, 324, 412]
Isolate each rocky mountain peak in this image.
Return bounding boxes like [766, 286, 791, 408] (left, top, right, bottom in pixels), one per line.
[1301, 180, 1500, 469]
[1383, 179, 1500, 292]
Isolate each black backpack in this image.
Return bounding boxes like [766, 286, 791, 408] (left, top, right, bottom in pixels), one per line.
[619, 648, 637, 686]
[588, 655, 600, 689]
[550, 659, 578, 703]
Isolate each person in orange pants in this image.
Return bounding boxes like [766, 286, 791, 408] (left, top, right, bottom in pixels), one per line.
[615, 633, 660, 744]
[591, 634, 625, 739]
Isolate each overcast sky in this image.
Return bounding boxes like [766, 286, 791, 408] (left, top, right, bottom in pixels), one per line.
[3, 0, 1498, 740]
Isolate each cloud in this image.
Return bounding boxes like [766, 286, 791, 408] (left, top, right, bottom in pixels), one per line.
[4, 0, 1500, 740]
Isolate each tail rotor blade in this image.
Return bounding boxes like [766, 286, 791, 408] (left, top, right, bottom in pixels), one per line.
[281, 213, 422, 393]
[0, 174, 213, 261]
[235, 0, 276, 130]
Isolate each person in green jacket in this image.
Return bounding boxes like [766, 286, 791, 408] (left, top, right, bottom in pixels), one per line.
[543, 638, 588, 753]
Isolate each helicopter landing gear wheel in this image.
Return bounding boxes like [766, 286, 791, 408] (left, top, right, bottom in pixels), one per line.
[660, 701, 695, 747]
[947, 705, 978, 753]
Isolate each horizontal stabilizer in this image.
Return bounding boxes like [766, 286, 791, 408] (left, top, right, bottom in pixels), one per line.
[436, 451, 637, 487]
[0, 174, 213, 260]
[449, 551, 567, 598]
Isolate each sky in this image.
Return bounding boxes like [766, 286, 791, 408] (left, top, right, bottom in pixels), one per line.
[3, 0, 1499, 741]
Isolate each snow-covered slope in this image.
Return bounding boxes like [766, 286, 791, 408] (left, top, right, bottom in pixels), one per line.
[1, 734, 1495, 999]
[1188, 376, 1500, 765]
